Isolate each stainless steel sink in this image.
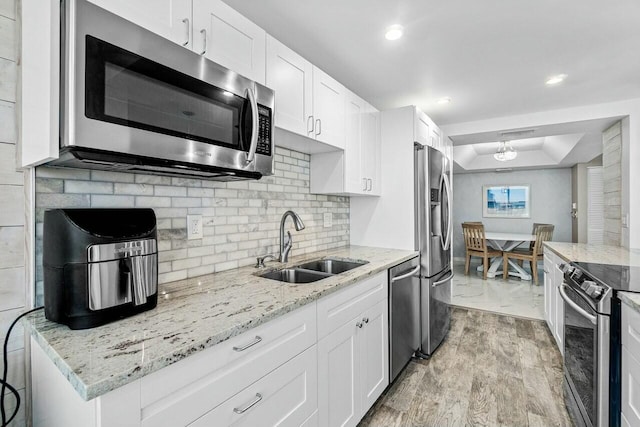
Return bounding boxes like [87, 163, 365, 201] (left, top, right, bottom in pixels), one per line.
[295, 258, 368, 274]
[259, 268, 332, 284]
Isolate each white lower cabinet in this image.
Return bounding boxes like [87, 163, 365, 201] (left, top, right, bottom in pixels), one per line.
[543, 248, 564, 354]
[32, 272, 391, 427]
[317, 272, 389, 427]
[189, 345, 318, 427]
[622, 302, 640, 426]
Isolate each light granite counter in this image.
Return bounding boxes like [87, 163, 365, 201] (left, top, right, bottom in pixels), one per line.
[544, 242, 640, 266]
[544, 242, 640, 315]
[619, 292, 640, 314]
[23, 245, 417, 401]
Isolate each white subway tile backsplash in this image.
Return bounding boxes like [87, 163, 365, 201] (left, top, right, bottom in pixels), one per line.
[34, 148, 349, 298]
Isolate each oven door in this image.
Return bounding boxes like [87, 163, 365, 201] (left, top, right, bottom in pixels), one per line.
[62, 0, 274, 175]
[559, 282, 609, 427]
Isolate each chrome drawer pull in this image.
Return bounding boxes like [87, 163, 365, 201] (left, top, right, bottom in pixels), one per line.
[232, 336, 262, 352]
[233, 393, 263, 414]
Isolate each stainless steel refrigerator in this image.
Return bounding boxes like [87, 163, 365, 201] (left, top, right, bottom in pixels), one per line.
[414, 143, 453, 357]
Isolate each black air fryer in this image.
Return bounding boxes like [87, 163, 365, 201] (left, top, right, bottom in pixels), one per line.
[43, 209, 158, 329]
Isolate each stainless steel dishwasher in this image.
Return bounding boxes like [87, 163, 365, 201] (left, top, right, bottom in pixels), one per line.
[389, 256, 421, 382]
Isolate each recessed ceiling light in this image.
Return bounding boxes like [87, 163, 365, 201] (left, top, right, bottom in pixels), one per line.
[437, 97, 451, 105]
[385, 25, 404, 41]
[545, 74, 567, 86]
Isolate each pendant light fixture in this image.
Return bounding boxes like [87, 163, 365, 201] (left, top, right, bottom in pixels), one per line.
[494, 141, 517, 162]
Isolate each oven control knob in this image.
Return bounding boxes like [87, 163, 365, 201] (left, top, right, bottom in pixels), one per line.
[560, 263, 574, 274]
[590, 285, 604, 298]
[570, 269, 583, 280]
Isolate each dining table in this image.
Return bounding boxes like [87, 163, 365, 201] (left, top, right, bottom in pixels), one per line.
[476, 231, 537, 280]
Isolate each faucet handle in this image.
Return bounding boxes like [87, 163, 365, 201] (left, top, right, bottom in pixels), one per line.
[255, 254, 277, 268]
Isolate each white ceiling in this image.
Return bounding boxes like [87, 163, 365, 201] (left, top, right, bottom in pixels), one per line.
[222, 0, 640, 126]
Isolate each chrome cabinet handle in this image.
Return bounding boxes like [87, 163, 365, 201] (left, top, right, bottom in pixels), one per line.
[200, 29, 207, 55]
[544, 268, 550, 274]
[432, 272, 454, 287]
[233, 336, 262, 352]
[363, 317, 369, 324]
[315, 119, 322, 136]
[307, 116, 314, 135]
[356, 321, 363, 328]
[233, 393, 263, 414]
[367, 178, 372, 191]
[181, 18, 190, 46]
[391, 265, 420, 283]
[244, 87, 259, 165]
[559, 284, 597, 325]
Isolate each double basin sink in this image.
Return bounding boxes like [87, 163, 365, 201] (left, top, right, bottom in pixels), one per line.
[260, 258, 368, 284]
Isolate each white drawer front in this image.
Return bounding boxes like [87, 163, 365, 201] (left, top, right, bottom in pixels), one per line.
[317, 272, 387, 339]
[622, 346, 640, 427]
[189, 345, 318, 427]
[140, 303, 316, 427]
[622, 303, 640, 357]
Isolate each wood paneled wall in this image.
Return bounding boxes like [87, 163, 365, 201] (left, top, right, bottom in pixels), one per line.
[603, 121, 622, 246]
[0, 0, 27, 424]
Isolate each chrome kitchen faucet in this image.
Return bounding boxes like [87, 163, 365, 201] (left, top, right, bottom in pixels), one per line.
[279, 210, 305, 263]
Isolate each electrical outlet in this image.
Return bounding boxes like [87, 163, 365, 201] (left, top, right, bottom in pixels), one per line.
[187, 215, 203, 240]
[323, 212, 333, 228]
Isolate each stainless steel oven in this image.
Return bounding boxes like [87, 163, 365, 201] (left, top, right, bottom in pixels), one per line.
[54, 0, 274, 180]
[560, 262, 624, 427]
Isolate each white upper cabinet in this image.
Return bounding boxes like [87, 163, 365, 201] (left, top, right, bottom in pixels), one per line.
[312, 67, 346, 149]
[309, 93, 380, 196]
[415, 109, 430, 146]
[192, 0, 266, 84]
[344, 92, 365, 192]
[88, 0, 193, 47]
[265, 36, 313, 136]
[362, 102, 381, 196]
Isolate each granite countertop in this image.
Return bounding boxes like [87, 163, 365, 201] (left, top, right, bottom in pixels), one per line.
[23, 245, 417, 401]
[619, 292, 640, 313]
[543, 242, 640, 266]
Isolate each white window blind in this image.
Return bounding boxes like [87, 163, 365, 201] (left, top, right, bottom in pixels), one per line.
[587, 167, 604, 244]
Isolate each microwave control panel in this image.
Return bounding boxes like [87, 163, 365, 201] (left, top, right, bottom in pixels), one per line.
[256, 106, 272, 156]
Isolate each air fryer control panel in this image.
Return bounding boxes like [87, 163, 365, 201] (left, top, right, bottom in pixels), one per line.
[256, 105, 272, 156]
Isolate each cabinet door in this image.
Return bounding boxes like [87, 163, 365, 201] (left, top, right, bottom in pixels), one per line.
[415, 109, 430, 146]
[359, 300, 389, 412]
[362, 103, 380, 196]
[312, 67, 346, 149]
[553, 261, 564, 353]
[318, 319, 360, 427]
[430, 126, 442, 152]
[344, 91, 365, 193]
[266, 36, 313, 136]
[622, 347, 640, 427]
[189, 345, 318, 427]
[543, 254, 553, 326]
[88, 0, 192, 47]
[193, 0, 266, 84]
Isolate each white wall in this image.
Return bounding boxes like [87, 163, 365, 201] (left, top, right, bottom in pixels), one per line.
[442, 97, 640, 249]
[452, 168, 572, 258]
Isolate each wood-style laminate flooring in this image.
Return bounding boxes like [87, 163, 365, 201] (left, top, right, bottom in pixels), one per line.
[359, 307, 574, 427]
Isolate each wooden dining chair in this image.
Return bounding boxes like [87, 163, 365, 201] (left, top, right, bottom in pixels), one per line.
[462, 223, 502, 279]
[529, 223, 553, 250]
[503, 224, 554, 284]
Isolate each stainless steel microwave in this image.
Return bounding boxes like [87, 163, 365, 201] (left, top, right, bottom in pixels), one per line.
[53, 0, 275, 180]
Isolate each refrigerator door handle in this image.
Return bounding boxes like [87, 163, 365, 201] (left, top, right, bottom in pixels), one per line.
[390, 265, 421, 283]
[432, 272, 454, 287]
[441, 173, 452, 251]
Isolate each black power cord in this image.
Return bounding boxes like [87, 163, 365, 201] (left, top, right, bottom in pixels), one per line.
[1, 307, 43, 427]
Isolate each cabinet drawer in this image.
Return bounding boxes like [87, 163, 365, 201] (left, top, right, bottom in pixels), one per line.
[622, 303, 640, 357]
[317, 272, 387, 339]
[140, 303, 316, 427]
[189, 345, 318, 427]
[622, 346, 640, 427]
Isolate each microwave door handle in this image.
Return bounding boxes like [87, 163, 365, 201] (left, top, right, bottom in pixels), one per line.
[245, 87, 259, 165]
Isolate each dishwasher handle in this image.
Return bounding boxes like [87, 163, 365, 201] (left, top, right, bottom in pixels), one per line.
[391, 265, 421, 283]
